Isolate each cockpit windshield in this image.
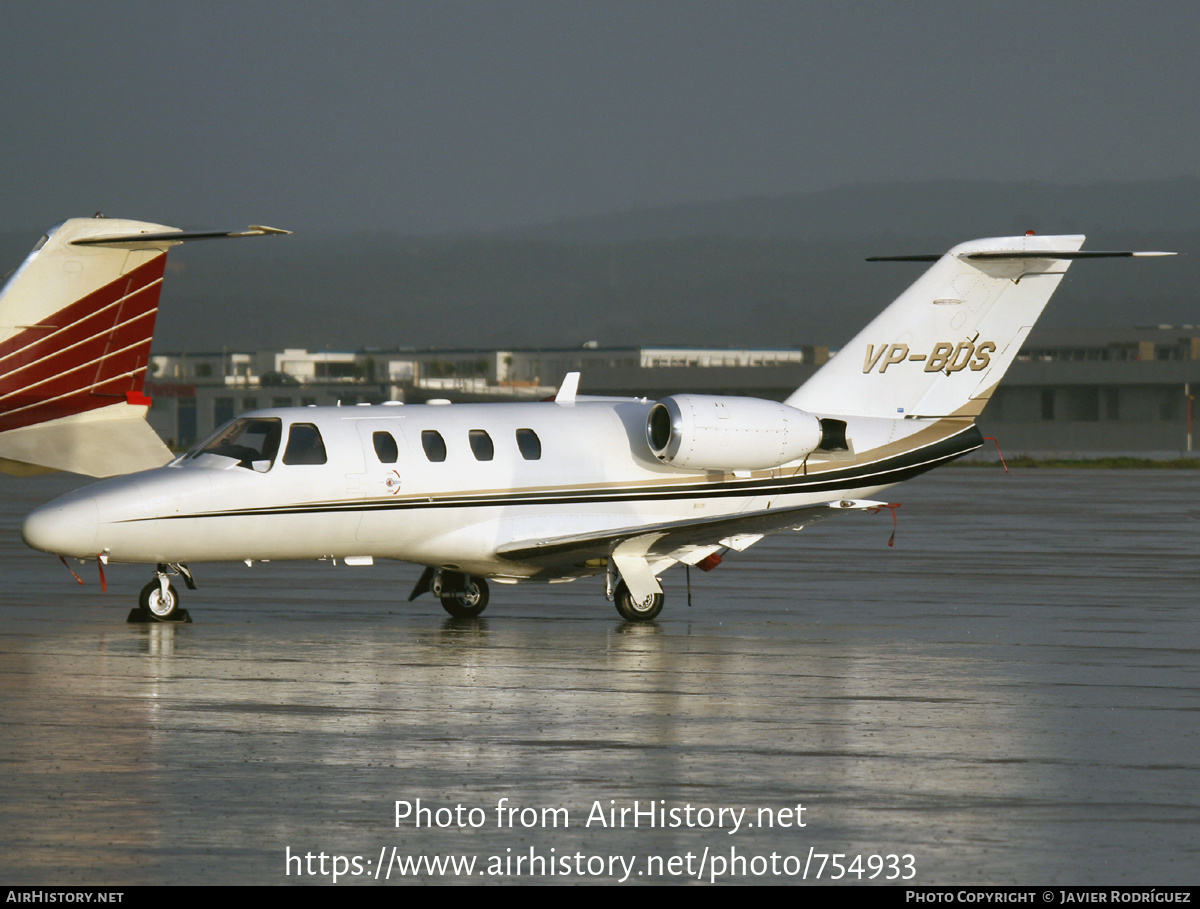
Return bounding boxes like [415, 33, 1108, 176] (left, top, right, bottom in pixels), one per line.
[187, 417, 282, 470]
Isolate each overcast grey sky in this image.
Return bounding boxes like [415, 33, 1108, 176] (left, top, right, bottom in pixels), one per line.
[3, 1, 1199, 234]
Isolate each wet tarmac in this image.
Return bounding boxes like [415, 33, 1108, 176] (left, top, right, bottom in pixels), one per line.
[0, 469, 1196, 885]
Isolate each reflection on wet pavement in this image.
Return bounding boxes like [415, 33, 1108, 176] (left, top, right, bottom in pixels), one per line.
[0, 470, 1196, 883]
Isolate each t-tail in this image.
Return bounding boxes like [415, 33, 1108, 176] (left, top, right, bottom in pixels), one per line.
[787, 234, 1173, 422]
[0, 216, 288, 477]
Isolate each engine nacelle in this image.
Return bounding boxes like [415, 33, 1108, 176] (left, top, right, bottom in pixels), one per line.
[645, 394, 825, 470]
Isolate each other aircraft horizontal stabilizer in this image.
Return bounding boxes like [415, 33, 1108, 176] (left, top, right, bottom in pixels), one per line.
[72, 225, 291, 248]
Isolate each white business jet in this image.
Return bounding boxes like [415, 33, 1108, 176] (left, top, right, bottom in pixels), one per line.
[21, 233, 1171, 622]
[0, 215, 287, 477]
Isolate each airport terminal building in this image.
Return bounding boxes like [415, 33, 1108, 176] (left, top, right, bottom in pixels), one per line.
[145, 327, 1199, 457]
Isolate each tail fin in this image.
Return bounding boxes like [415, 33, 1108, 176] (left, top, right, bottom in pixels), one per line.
[0, 216, 288, 477]
[787, 234, 1171, 420]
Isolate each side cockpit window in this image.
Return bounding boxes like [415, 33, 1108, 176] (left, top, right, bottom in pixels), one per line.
[282, 423, 328, 465]
[188, 417, 282, 471]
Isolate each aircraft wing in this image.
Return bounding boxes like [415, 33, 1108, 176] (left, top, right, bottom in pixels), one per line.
[495, 498, 889, 582]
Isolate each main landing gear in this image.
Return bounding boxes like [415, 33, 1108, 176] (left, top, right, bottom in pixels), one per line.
[408, 567, 490, 618]
[129, 563, 196, 623]
[612, 580, 664, 623]
[407, 567, 668, 622]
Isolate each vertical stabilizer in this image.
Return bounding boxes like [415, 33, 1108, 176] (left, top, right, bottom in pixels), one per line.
[787, 234, 1087, 420]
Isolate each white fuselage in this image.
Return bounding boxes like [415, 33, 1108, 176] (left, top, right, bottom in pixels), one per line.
[22, 399, 967, 580]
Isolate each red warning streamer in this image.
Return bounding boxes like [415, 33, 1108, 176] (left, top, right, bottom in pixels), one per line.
[59, 556, 84, 585]
[983, 437, 1010, 473]
[868, 503, 902, 547]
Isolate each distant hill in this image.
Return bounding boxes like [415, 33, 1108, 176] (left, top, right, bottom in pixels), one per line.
[2, 178, 1195, 352]
[508, 177, 1200, 243]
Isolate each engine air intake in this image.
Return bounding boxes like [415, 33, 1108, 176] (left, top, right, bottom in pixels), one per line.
[646, 394, 823, 471]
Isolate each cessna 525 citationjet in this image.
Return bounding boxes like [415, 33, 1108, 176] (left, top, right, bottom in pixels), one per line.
[0, 215, 286, 478]
[21, 232, 1171, 622]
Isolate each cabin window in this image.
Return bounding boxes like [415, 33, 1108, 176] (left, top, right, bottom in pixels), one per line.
[421, 430, 447, 462]
[188, 417, 281, 470]
[373, 431, 398, 463]
[469, 429, 494, 461]
[516, 428, 541, 460]
[282, 423, 328, 465]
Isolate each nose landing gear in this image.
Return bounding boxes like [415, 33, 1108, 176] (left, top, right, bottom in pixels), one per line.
[128, 563, 195, 623]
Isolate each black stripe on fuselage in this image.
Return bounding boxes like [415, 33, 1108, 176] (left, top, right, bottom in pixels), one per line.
[129, 424, 983, 522]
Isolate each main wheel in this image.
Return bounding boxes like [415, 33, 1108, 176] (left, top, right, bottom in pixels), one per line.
[613, 580, 664, 622]
[440, 577, 489, 618]
[139, 579, 180, 620]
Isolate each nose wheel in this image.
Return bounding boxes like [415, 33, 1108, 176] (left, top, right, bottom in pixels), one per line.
[139, 579, 181, 619]
[129, 563, 196, 623]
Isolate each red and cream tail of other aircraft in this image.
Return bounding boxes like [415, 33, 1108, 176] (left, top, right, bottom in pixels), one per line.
[0, 215, 286, 478]
[17, 225, 1172, 622]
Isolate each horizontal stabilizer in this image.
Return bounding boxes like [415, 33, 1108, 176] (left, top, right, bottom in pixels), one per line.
[963, 249, 1175, 260]
[72, 225, 291, 248]
[868, 249, 1175, 262]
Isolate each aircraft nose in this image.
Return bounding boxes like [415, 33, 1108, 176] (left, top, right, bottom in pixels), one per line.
[22, 493, 100, 557]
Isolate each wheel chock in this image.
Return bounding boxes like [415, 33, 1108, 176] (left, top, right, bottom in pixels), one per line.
[126, 607, 193, 624]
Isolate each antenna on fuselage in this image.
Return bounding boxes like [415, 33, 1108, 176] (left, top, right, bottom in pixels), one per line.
[555, 372, 580, 406]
